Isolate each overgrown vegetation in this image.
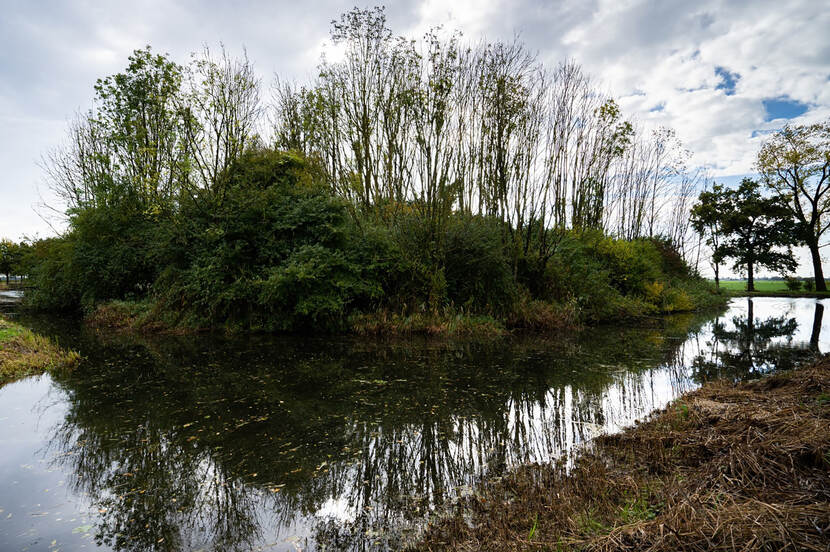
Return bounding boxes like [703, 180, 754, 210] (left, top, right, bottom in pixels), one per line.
[19, 8, 724, 334]
[0, 315, 80, 387]
[414, 358, 830, 551]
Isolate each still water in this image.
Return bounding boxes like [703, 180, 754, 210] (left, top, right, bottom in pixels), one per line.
[0, 297, 826, 551]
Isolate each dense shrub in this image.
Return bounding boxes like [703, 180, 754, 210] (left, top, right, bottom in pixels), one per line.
[24, 238, 81, 311]
[785, 277, 803, 291]
[156, 149, 375, 331]
[442, 215, 515, 314]
[385, 213, 515, 315]
[26, 201, 167, 311]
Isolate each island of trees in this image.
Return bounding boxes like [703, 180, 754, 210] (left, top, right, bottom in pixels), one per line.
[5, 8, 828, 333]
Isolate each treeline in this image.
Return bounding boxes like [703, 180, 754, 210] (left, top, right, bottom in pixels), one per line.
[25, 7, 719, 332]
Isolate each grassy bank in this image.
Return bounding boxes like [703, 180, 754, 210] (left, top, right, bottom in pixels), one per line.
[83, 279, 725, 338]
[414, 359, 830, 551]
[0, 315, 80, 387]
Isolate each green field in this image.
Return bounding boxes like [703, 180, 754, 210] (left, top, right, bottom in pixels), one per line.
[714, 279, 830, 295]
[717, 280, 791, 291]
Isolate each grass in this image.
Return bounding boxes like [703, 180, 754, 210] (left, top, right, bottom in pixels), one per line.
[715, 279, 830, 296]
[413, 358, 830, 551]
[717, 280, 791, 292]
[0, 315, 80, 387]
[349, 310, 510, 337]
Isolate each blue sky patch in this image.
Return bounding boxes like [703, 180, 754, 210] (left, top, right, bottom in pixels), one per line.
[762, 97, 808, 121]
[714, 66, 739, 95]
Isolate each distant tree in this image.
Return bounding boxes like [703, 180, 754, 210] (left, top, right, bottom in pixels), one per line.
[0, 239, 22, 284]
[757, 120, 830, 291]
[690, 183, 730, 288]
[719, 179, 798, 291]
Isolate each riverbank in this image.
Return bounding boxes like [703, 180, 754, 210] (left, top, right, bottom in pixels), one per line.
[0, 315, 80, 387]
[414, 357, 830, 551]
[81, 284, 725, 337]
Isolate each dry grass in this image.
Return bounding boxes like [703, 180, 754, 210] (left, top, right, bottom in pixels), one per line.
[0, 316, 80, 386]
[85, 300, 174, 333]
[350, 310, 508, 337]
[414, 359, 830, 551]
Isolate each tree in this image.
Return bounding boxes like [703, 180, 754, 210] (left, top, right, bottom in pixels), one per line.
[180, 45, 262, 200]
[690, 183, 730, 288]
[757, 120, 830, 291]
[719, 179, 798, 291]
[0, 239, 23, 284]
[46, 47, 186, 216]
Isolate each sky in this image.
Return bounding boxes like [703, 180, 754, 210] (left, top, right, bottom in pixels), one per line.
[1, 0, 829, 274]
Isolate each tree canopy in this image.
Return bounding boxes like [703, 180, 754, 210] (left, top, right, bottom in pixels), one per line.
[691, 179, 797, 291]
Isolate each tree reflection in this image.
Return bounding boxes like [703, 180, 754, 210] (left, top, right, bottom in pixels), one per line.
[42, 312, 728, 551]
[691, 298, 818, 382]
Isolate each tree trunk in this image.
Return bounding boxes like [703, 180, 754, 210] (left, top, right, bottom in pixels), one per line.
[810, 302, 824, 352]
[807, 240, 827, 291]
[714, 263, 720, 289]
[746, 261, 754, 292]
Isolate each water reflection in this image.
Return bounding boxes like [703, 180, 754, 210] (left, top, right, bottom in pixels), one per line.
[691, 298, 819, 381]
[1, 298, 827, 551]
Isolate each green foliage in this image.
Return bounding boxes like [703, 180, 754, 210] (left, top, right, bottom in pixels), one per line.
[0, 239, 27, 282]
[382, 212, 516, 315]
[785, 276, 803, 291]
[441, 215, 516, 314]
[156, 149, 373, 331]
[719, 179, 797, 282]
[25, 238, 82, 311]
[538, 230, 711, 321]
[804, 278, 816, 291]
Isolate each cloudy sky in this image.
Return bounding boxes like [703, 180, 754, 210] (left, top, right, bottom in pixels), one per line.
[2, 0, 829, 272]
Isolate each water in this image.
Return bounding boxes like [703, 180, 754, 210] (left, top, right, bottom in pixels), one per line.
[0, 297, 826, 551]
[0, 290, 23, 307]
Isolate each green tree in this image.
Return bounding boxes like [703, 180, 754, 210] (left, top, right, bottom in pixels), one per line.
[690, 183, 730, 288]
[720, 179, 798, 291]
[757, 120, 830, 291]
[0, 239, 19, 284]
[0, 239, 23, 284]
[47, 47, 186, 216]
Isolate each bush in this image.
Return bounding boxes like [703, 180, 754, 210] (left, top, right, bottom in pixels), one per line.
[385, 212, 515, 315]
[804, 278, 815, 291]
[442, 215, 515, 314]
[157, 149, 369, 331]
[785, 276, 803, 291]
[24, 146, 727, 330]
